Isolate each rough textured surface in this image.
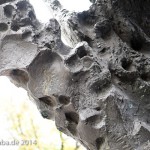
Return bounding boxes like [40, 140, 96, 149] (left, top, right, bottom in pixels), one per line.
[0, 0, 150, 149]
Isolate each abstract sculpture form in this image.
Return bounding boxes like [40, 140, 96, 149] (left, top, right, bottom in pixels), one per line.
[0, 0, 150, 149]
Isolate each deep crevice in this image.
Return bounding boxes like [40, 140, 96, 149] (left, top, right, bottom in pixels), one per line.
[121, 58, 135, 71]
[11, 22, 20, 31]
[16, 1, 28, 11]
[141, 73, 150, 82]
[130, 36, 143, 51]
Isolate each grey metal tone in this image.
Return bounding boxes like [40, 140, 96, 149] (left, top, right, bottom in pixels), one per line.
[0, 0, 150, 149]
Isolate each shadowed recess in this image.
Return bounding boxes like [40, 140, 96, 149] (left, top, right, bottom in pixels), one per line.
[121, 58, 135, 71]
[130, 36, 144, 51]
[58, 95, 70, 105]
[95, 137, 105, 150]
[65, 112, 79, 124]
[39, 96, 56, 107]
[0, 23, 8, 31]
[141, 73, 150, 82]
[3, 5, 14, 18]
[77, 46, 87, 58]
[10, 69, 29, 82]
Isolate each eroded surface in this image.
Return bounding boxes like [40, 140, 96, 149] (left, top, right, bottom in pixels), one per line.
[0, 0, 150, 150]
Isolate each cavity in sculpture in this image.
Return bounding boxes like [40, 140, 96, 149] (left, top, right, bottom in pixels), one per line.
[0, 0, 150, 149]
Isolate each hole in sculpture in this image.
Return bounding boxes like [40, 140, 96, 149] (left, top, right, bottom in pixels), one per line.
[11, 22, 20, 31]
[77, 46, 87, 58]
[77, 11, 90, 24]
[58, 95, 70, 105]
[0, 23, 8, 32]
[94, 107, 101, 111]
[94, 20, 111, 39]
[44, 43, 52, 49]
[16, 1, 28, 11]
[82, 35, 92, 46]
[100, 47, 107, 53]
[10, 69, 29, 85]
[65, 112, 79, 124]
[65, 55, 79, 67]
[92, 65, 102, 73]
[130, 36, 143, 51]
[121, 58, 135, 71]
[39, 96, 56, 107]
[4, 5, 14, 18]
[141, 73, 150, 82]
